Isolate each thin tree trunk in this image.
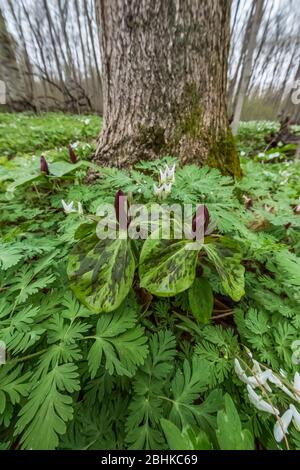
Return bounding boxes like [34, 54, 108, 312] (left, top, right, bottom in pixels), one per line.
[74, 0, 89, 87]
[231, 0, 264, 135]
[94, 0, 241, 177]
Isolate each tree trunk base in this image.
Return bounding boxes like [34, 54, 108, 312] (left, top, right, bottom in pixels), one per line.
[94, 124, 241, 178]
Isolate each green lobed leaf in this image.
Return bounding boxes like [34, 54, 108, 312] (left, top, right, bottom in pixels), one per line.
[67, 231, 135, 313]
[87, 297, 148, 378]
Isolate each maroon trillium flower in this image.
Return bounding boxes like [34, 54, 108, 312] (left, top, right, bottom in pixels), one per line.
[69, 145, 77, 163]
[40, 155, 49, 175]
[192, 204, 210, 237]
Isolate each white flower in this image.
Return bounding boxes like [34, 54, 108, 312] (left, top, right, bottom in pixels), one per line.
[290, 404, 300, 431]
[159, 169, 167, 184]
[255, 369, 273, 392]
[234, 359, 271, 390]
[247, 385, 279, 415]
[293, 372, 300, 393]
[153, 183, 163, 197]
[234, 358, 247, 380]
[77, 202, 83, 215]
[166, 164, 176, 182]
[269, 373, 296, 401]
[61, 200, 76, 214]
[273, 409, 293, 443]
[163, 183, 172, 194]
[240, 151, 246, 157]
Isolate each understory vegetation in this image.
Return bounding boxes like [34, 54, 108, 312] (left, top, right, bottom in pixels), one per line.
[0, 113, 300, 450]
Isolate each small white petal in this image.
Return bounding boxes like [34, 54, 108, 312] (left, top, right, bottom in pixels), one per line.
[290, 404, 300, 431]
[268, 372, 282, 386]
[61, 200, 76, 214]
[247, 385, 279, 415]
[153, 184, 162, 196]
[159, 169, 167, 184]
[255, 370, 273, 392]
[234, 359, 250, 384]
[273, 409, 293, 443]
[252, 359, 262, 375]
[77, 202, 83, 215]
[163, 183, 172, 194]
[293, 372, 300, 393]
[269, 373, 297, 400]
[167, 164, 176, 180]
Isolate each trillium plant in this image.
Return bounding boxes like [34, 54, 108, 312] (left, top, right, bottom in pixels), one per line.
[66, 185, 245, 319]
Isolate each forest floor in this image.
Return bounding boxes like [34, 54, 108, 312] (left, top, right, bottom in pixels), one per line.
[0, 112, 300, 451]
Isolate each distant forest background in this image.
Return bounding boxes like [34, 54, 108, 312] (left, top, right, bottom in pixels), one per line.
[0, 0, 299, 123]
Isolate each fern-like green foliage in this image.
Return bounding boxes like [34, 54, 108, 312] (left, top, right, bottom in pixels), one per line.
[1, 115, 300, 450]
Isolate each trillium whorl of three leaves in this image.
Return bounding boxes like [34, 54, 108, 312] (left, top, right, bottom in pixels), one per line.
[67, 229, 135, 313]
[139, 237, 199, 297]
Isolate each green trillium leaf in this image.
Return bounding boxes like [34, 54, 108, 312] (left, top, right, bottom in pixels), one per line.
[188, 277, 214, 323]
[67, 232, 135, 313]
[139, 237, 199, 297]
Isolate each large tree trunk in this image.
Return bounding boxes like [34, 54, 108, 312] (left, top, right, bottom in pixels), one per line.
[94, 0, 241, 177]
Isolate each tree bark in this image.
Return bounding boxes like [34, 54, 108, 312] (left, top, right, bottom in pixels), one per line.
[94, 0, 241, 177]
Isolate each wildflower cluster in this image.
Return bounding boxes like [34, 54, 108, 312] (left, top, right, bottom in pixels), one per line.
[235, 356, 300, 444]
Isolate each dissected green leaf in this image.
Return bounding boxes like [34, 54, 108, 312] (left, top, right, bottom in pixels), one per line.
[87, 298, 148, 377]
[15, 363, 80, 450]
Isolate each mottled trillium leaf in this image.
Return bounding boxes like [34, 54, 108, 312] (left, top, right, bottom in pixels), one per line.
[188, 277, 214, 323]
[67, 232, 135, 313]
[139, 237, 199, 297]
[203, 236, 245, 302]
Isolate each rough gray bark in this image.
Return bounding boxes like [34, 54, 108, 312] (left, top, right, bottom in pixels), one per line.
[95, 0, 241, 177]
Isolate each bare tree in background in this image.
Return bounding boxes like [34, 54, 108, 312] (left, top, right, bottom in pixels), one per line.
[231, 0, 265, 134]
[0, 0, 299, 123]
[0, 7, 29, 110]
[0, 0, 102, 113]
[229, 0, 300, 123]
